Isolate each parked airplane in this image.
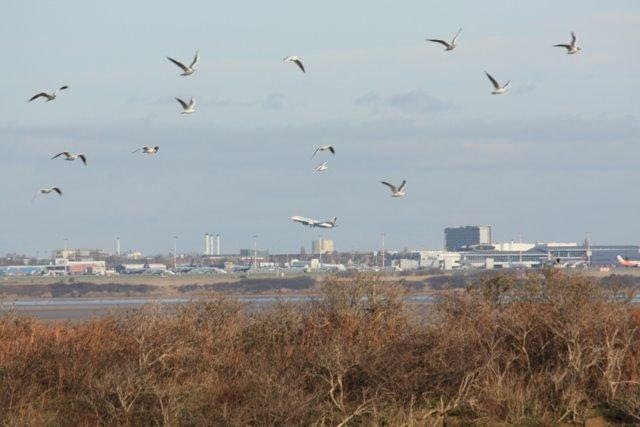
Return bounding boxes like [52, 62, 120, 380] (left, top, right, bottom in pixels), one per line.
[291, 215, 338, 228]
[317, 263, 347, 272]
[617, 255, 640, 267]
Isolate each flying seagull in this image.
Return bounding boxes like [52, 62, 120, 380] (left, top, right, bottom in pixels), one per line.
[39, 187, 62, 196]
[485, 71, 511, 95]
[312, 145, 335, 158]
[176, 97, 196, 114]
[28, 86, 69, 102]
[32, 187, 62, 202]
[51, 152, 87, 165]
[554, 32, 581, 54]
[381, 180, 407, 197]
[132, 146, 159, 154]
[166, 51, 199, 76]
[283, 56, 305, 73]
[426, 28, 462, 51]
[313, 162, 328, 173]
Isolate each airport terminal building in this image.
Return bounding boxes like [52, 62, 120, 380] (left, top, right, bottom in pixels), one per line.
[459, 244, 640, 268]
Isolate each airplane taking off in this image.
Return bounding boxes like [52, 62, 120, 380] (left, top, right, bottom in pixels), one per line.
[617, 255, 640, 267]
[291, 216, 337, 228]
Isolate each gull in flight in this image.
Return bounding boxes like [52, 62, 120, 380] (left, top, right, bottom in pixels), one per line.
[426, 28, 462, 51]
[51, 152, 87, 165]
[166, 51, 199, 76]
[381, 180, 407, 197]
[554, 32, 581, 54]
[28, 86, 69, 102]
[176, 97, 196, 114]
[485, 72, 511, 95]
[32, 187, 62, 202]
[283, 56, 305, 73]
[132, 146, 159, 154]
[313, 162, 328, 173]
[311, 145, 335, 158]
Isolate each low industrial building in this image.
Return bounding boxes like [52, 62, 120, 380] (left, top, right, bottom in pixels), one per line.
[61, 259, 107, 275]
[0, 259, 107, 276]
[52, 248, 108, 261]
[387, 251, 462, 270]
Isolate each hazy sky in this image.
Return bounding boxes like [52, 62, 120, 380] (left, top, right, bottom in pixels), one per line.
[1, 0, 639, 256]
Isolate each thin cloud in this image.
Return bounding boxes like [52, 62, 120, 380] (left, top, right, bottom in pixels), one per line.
[126, 94, 287, 110]
[355, 89, 454, 114]
[514, 82, 538, 95]
[262, 93, 286, 110]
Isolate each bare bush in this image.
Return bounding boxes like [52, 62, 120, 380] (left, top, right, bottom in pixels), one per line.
[1, 272, 639, 424]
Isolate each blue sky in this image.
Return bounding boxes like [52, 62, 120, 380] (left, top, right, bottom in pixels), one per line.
[0, 0, 639, 256]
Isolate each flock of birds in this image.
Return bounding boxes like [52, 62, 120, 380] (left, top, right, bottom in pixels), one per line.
[30, 29, 582, 206]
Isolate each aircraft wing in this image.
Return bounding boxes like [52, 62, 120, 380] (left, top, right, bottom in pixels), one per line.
[291, 216, 318, 226]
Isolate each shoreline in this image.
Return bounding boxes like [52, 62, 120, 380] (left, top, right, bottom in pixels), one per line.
[0, 268, 638, 302]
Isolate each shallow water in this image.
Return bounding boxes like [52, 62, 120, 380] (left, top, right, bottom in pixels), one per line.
[0, 295, 436, 322]
[2, 294, 635, 322]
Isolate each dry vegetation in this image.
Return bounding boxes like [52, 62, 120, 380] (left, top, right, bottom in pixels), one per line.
[1, 272, 640, 425]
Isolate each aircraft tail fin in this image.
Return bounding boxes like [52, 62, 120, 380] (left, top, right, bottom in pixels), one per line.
[330, 216, 337, 225]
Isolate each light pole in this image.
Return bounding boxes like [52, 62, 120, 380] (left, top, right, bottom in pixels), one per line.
[518, 232, 523, 263]
[381, 233, 386, 270]
[173, 236, 178, 271]
[253, 235, 258, 269]
[63, 238, 69, 260]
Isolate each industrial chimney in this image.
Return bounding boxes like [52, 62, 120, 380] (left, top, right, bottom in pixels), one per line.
[216, 234, 220, 256]
[204, 233, 211, 255]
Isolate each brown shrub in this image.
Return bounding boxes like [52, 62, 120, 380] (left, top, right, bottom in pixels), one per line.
[1, 272, 639, 425]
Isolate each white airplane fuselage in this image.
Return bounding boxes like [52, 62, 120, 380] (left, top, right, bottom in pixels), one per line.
[291, 216, 337, 228]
